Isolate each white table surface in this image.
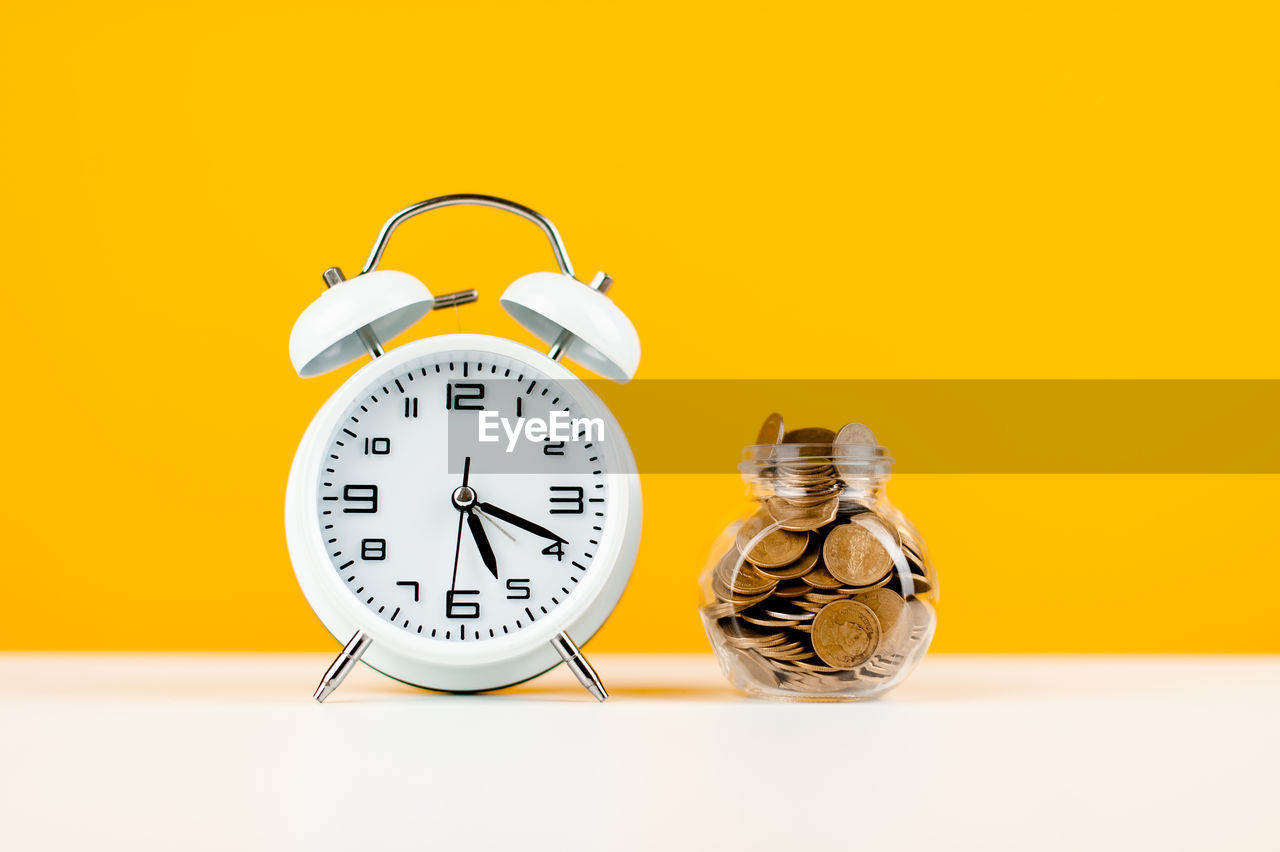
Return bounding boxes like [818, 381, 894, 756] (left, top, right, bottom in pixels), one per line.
[1, 653, 1276, 851]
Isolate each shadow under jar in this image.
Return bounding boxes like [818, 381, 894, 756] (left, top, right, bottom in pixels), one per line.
[699, 425, 938, 700]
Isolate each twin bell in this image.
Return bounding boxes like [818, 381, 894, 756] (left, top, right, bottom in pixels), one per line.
[288, 194, 640, 384]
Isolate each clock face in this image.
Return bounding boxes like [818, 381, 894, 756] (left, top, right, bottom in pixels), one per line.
[315, 348, 611, 644]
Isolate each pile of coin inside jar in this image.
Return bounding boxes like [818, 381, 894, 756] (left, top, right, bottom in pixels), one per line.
[700, 414, 937, 697]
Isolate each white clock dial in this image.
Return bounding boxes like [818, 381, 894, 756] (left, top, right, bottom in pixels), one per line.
[316, 349, 609, 643]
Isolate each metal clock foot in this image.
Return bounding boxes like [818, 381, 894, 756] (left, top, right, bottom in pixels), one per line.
[313, 630, 373, 703]
[551, 631, 608, 702]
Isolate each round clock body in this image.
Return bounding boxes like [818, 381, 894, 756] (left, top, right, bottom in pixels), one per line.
[285, 333, 642, 692]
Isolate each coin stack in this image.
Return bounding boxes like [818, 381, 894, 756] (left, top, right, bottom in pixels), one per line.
[701, 414, 936, 695]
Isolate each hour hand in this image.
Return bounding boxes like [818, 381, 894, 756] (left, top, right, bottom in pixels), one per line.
[477, 502, 567, 544]
[466, 509, 499, 579]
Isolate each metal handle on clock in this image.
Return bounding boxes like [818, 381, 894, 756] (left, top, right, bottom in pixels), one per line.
[361, 193, 576, 278]
[358, 193, 621, 366]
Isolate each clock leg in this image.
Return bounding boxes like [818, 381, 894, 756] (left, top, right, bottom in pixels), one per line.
[551, 631, 608, 702]
[313, 630, 373, 703]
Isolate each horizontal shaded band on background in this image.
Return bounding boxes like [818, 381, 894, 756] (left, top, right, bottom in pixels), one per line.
[577, 380, 1280, 474]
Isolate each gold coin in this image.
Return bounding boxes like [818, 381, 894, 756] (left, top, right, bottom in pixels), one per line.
[727, 647, 779, 687]
[823, 523, 892, 587]
[700, 603, 734, 620]
[782, 427, 836, 444]
[773, 581, 811, 598]
[835, 422, 877, 446]
[712, 545, 743, 583]
[728, 565, 778, 596]
[713, 546, 779, 596]
[800, 567, 843, 590]
[905, 598, 935, 636]
[839, 571, 892, 595]
[760, 603, 816, 622]
[722, 628, 789, 650]
[774, 487, 842, 507]
[811, 600, 882, 670]
[755, 537, 821, 580]
[755, 412, 785, 446]
[803, 590, 850, 603]
[756, 642, 813, 661]
[714, 578, 775, 604]
[791, 659, 847, 674]
[777, 458, 836, 473]
[901, 572, 933, 596]
[853, 588, 906, 640]
[741, 613, 800, 628]
[736, 513, 808, 569]
[766, 495, 839, 532]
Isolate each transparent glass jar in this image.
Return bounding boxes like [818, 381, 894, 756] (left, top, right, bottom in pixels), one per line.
[699, 425, 938, 700]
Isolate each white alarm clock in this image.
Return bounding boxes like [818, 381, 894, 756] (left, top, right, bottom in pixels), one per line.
[285, 194, 642, 702]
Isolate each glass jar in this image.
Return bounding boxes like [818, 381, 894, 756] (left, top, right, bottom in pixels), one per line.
[699, 422, 938, 700]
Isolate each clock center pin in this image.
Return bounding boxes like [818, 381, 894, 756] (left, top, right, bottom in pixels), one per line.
[452, 485, 477, 510]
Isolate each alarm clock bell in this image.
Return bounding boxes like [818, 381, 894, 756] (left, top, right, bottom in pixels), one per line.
[288, 194, 639, 384]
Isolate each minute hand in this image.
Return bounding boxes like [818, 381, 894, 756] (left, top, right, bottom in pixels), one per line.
[477, 502, 567, 544]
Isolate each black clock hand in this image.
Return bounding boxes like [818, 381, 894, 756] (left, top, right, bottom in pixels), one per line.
[448, 456, 472, 593]
[448, 508, 466, 593]
[477, 501, 567, 544]
[466, 508, 499, 579]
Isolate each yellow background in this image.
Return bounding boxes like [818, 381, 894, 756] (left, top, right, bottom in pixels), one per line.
[2, 1, 1277, 653]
